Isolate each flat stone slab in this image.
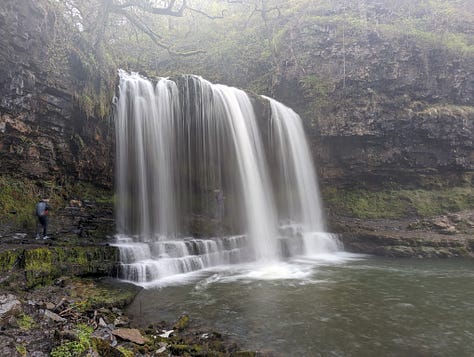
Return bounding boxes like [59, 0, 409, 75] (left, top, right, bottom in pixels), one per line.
[44, 309, 66, 323]
[111, 328, 146, 345]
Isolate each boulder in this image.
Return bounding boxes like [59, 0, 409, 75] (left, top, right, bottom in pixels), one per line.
[432, 216, 450, 230]
[0, 294, 21, 324]
[43, 309, 66, 323]
[111, 328, 147, 345]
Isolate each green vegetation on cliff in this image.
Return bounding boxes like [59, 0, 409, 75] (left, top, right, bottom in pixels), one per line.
[134, 0, 473, 87]
[324, 185, 474, 219]
[0, 175, 113, 232]
[46, 1, 117, 120]
[0, 176, 39, 229]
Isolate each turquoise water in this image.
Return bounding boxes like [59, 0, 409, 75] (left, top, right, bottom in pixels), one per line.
[126, 256, 474, 356]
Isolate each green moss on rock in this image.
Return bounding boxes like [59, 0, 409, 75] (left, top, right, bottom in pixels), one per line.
[173, 315, 190, 332]
[18, 313, 36, 330]
[4, 246, 120, 289]
[0, 249, 22, 272]
[0, 175, 41, 230]
[24, 248, 54, 287]
[324, 186, 474, 219]
[84, 280, 141, 309]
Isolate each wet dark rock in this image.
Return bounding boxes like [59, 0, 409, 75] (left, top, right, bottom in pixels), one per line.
[342, 234, 472, 258]
[0, 335, 16, 357]
[57, 329, 80, 341]
[0, 0, 114, 186]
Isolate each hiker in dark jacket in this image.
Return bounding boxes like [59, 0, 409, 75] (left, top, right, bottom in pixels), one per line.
[35, 198, 50, 240]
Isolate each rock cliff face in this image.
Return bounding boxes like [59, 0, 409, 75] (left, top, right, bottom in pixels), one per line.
[0, 0, 113, 186]
[1, 0, 473, 241]
[273, 23, 474, 188]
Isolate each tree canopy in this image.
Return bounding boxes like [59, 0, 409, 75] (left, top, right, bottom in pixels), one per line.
[45, 0, 473, 114]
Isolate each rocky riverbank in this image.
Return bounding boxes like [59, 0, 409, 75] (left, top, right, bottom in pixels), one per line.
[0, 277, 269, 356]
[0, 178, 472, 356]
[0, 195, 273, 357]
[0, 208, 473, 356]
[334, 209, 474, 258]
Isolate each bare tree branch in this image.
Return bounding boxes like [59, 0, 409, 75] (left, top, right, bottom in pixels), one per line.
[110, 7, 168, 47]
[61, 0, 213, 57]
[110, 5, 205, 56]
[114, 0, 187, 17]
[187, 6, 225, 19]
[239, 1, 281, 28]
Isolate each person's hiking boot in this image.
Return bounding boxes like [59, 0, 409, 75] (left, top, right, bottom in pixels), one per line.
[43, 235, 50, 240]
[36, 235, 41, 240]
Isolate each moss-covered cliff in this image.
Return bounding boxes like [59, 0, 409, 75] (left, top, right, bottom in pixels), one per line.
[1, 0, 473, 237]
[154, 0, 474, 221]
[271, 4, 474, 220]
[0, 0, 115, 186]
[0, 245, 119, 289]
[272, 13, 473, 189]
[0, 0, 117, 234]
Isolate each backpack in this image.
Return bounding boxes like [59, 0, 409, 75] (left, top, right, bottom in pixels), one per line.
[36, 201, 47, 217]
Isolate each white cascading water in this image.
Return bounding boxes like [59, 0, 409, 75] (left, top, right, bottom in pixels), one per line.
[212, 85, 279, 262]
[114, 71, 341, 285]
[265, 97, 342, 255]
[115, 73, 178, 238]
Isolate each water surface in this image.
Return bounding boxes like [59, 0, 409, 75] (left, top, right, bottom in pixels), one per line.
[126, 256, 474, 356]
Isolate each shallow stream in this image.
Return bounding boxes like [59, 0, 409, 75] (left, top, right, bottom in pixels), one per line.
[126, 255, 474, 356]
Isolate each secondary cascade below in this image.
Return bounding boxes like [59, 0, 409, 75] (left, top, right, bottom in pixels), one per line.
[114, 71, 342, 285]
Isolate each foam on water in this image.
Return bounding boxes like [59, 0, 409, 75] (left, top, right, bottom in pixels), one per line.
[121, 252, 366, 289]
[294, 251, 367, 264]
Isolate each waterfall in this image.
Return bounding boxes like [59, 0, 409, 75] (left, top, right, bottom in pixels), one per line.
[115, 73, 178, 238]
[114, 71, 341, 284]
[265, 97, 342, 255]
